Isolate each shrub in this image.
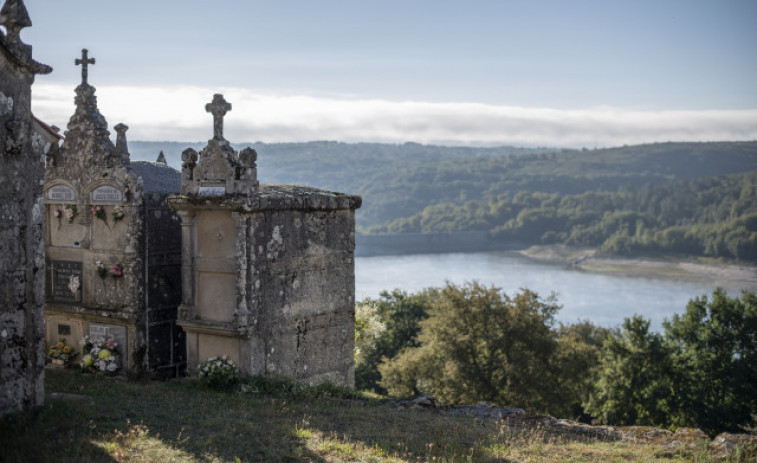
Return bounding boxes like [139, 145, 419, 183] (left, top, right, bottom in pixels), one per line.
[197, 356, 240, 390]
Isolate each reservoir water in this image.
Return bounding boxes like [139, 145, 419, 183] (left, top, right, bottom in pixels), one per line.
[355, 251, 755, 330]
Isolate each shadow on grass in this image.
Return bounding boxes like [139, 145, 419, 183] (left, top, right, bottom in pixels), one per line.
[1, 369, 326, 463]
[2, 369, 642, 463]
[0, 396, 118, 463]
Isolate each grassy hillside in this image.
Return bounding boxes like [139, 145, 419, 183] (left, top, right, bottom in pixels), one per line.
[2, 370, 752, 463]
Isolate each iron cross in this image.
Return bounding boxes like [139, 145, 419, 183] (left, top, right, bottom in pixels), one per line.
[75, 49, 95, 85]
[205, 94, 232, 141]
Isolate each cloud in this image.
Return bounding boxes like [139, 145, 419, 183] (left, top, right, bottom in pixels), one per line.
[32, 83, 757, 148]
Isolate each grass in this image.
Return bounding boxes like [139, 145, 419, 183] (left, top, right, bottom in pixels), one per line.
[0, 369, 751, 462]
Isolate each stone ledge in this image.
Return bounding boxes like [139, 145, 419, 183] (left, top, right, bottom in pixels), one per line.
[177, 319, 246, 337]
[45, 305, 138, 323]
[167, 184, 361, 212]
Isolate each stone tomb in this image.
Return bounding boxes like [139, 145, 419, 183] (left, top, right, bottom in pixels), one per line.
[168, 95, 361, 385]
[43, 52, 185, 375]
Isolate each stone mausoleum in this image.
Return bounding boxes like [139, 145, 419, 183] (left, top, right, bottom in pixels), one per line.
[43, 50, 185, 375]
[168, 95, 361, 385]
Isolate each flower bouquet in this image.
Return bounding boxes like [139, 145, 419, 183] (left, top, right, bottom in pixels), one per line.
[112, 205, 125, 226]
[53, 207, 63, 230]
[80, 336, 121, 374]
[64, 204, 78, 224]
[68, 275, 80, 296]
[91, 205, 110, 230]
[110, 262, 123, 278]
[48, 338, 78, 366]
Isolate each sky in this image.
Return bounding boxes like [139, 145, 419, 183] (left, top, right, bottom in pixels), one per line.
[15, 0, 757, 147]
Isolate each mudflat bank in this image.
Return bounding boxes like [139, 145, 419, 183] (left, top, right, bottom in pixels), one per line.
[519, 244, 757, 292]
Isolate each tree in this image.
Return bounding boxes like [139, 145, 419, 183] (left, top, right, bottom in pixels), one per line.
[378, 282, 561, 412]
[552, 321, 617, 420]
[354, 289, 436, 392]
[584, 316, 679, 427]
[586, 289, 757, 435]
[665, 289, 757, 434]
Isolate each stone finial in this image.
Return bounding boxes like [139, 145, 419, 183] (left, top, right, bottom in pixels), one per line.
[205, 94, 231, 142]
[239, 147, 257, 167]
[156, 151, 167, 165]
[180, 148, 198, 193]
[114, 123, 129, 161]
[75, 49, 95, 85]
[181, 148, 197, 169]
[0, 0, 32, 44]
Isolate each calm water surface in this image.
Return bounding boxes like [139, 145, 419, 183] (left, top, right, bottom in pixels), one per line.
[355, 251, 754, 329]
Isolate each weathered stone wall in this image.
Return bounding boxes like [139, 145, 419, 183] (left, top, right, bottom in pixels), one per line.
[0, 0, 52, 417]
[245, 205, 358, 385]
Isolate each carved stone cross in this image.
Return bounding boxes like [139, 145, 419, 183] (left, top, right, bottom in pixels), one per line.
[205, 94, 231, 141]
[75, 48, 95, 85]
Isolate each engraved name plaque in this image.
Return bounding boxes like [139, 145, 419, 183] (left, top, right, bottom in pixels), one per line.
[47, 185, 76, 202]
[91, 185, 123, 203]
[198, 186, 226, 196]
[48, 260, 82, 305]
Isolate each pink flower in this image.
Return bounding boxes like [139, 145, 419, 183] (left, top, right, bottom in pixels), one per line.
[109, 263, 123, 277]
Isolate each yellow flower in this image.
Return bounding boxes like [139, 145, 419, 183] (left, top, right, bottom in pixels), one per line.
[56, 342, 64, 349]
[82, 354, 93, 367]
[97, 349, 111, 360]
[63, 345, 72, 353]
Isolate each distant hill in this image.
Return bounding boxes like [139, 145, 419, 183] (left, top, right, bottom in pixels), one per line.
[128, 140, 757, 233]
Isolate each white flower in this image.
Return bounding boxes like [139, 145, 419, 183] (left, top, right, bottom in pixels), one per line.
[107, 363, 117, 372]
[67, 275, 80, 294]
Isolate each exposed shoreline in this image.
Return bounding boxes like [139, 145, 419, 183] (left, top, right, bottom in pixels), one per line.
[517, 244, 757, 292]
[355, 233, 757, 292]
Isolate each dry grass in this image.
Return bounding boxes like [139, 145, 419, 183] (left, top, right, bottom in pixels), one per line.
[0, 369, 751, 462]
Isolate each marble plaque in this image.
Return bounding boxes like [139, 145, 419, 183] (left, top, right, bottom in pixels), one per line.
[47, 185, 76, 202]
[48, 260, 82, 305]
[198, 186, 226, 196]
[91, 185, 123, 203]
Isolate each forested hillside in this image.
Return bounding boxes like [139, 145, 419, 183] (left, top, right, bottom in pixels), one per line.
[130, 140, 757, 260]
[374, 171, 757, 261]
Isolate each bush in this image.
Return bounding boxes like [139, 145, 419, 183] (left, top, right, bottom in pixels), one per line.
[197, 356, 240, 390]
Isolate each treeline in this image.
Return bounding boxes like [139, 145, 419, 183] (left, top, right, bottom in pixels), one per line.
[370, 171, 757, 261]
[129, 140, 757, 232]
[355, 283, 757, 436]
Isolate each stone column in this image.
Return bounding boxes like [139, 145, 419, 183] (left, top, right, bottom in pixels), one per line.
[176, 209, 195, 320]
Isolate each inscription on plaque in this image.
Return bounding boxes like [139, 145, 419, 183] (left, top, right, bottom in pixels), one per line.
[91, 185, 123, 203]
[48, 260, 82, 305]
[47, 185, 76, 202]
[89, 323, 128, 367]
[198, 186, 226, 196]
